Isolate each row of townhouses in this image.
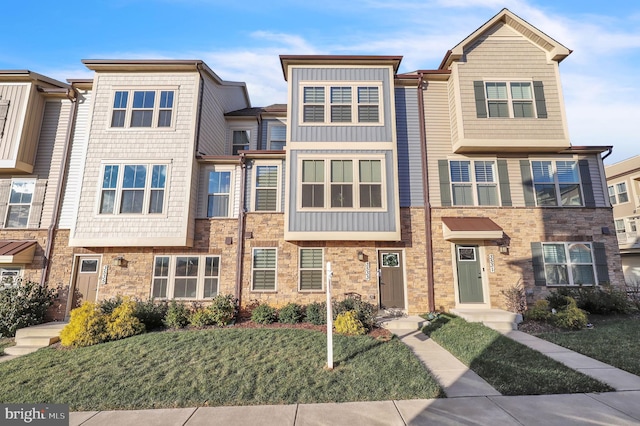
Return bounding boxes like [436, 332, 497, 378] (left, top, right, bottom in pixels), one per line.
[0, 9, 625, 320]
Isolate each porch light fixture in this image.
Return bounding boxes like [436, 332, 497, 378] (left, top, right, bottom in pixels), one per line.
[357, 251, 365, 262]
[112, 256, 126, 267]
[498, 245, 509, 255]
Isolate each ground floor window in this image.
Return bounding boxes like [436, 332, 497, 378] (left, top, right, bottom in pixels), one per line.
[299, 248, 323, 291]
[0, 267, 22, 287]
[152, 255, 220, 299]
[542, 242, 596, 285]
[252, 248, 277, 291]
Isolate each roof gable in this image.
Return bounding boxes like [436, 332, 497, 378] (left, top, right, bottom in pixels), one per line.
[442, 8, 571, 69]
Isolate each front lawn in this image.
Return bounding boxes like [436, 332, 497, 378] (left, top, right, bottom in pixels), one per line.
[0, 328, 443, 410]
[535, 314, 640, 376]
[422, 314, 612, 395]
[0, 338, 13, 355]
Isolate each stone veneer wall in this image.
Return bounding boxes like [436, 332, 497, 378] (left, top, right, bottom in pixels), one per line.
[0, 229, 49, 283]
[430, 207, 625, 312]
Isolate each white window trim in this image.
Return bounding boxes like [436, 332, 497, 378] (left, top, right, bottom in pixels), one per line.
[108, 87, 177, 130]
[298, 81, 384, 126]
[296, 154, 387, 212]
[615, 182, 629, 204]
[96, 161, 170, 217]
[5, 179, 35, 228]
[484, 80, 536, 119]
[298, 248, 324, 292]
[530, 159, 584, 207]
[251, 160, 281, 213]
[608, 185, 617, 205]
[251, 247, 278, 292]
[448, 159, 500, 207]
[151, 255, 221, 300]
[230, 128, 251, 155]
[267, 122, 287, 150]
[0, 266, 22, 287]
[542, 242, 598, 286]
[206, 165, 235, 218]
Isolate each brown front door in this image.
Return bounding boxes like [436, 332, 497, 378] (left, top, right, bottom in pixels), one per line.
[72, 256, 101, 308]
[379, 251, 405, 309]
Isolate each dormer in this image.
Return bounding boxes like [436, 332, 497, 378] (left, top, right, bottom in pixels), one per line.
[0, 71, 71, 173]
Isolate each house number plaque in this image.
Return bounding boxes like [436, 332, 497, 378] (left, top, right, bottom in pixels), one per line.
[364, 261, 370, 281]
[488, 254, 495, 273]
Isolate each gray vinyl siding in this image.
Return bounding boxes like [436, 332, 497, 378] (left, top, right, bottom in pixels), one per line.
[287, 150, 396, 232]
[395, 87, 423, 207]
[59, 89, 92, 229]
[582, 155, 607, 207]
[289, 68, 393, 143]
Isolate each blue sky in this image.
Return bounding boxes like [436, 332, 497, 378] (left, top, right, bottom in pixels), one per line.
[2, 0, 639, 164]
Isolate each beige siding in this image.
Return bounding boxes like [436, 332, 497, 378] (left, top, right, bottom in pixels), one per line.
[59, 89, 92, 229]
[447, 78, 458, 145]
[423, 80, 452, 208]
[456, 23, 567, 142]
[70, 72, 200, 246]
[18, 86, 45, 168]
[506, 157, 525, 206]
[0, 83, 30, 163]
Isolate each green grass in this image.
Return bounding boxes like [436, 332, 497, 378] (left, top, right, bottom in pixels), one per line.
[0, 328, 443, 410]
[536, 314, 640, 376]
[422, 314, 612, 395]
[0, 338, 13, 355]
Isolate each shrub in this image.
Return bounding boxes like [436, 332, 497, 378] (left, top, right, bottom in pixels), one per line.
[133, 299, 168, 330]
[163, 300, 190, 329]
[546, 289, 572, 311]
[333, 297, 376, 330]
[251, 304, 277, 324]
[208, 294, 237, 326]
[305, 302, 326, 325]
[501, 280, 526, 314]
[0, 280, 57, 338]
[106, 298, 145, 340]
[525, 299, 552, 321]
[551, 297, 588, 330]
[189, 308, 213, 327]
[99, 295, 124, 315]
[60, 302, 108, 347]
[278, 303, 303, 324]
[334, 310, 365, 335]
[546, 286, 630, 315]
[626, 280, 640, 311]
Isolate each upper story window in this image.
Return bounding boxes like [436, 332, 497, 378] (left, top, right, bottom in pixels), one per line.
[5, 180, 35, 228]
[232, 130, 250, 155]
[99, 163, 167, 215]
[208, 170, 232, 217]
[301, 83, 383, 125]
[474, 80, 547, 119]
[300, 157, 385, 210]
[267, 125, 286, 150]
[111, 89, 175, 128]
[531, 160, 582, 207]
[253, 164, 280, 212]
[608, 182, 629, 205]
[449, 160, 498, 206]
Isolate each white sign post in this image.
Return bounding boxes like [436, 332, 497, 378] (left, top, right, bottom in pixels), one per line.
[326, 261, 334, 370]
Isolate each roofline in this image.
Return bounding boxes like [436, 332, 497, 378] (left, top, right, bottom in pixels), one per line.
[198, 151, 286, 162]
[279, 55, 403, 81]
[0, 70, 69, 89]
[560, 145, 613, 154]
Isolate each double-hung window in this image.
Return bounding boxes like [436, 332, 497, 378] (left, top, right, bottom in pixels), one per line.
[207, 170, 232, 217]
[152, 255, 220, 299]
[252, 248, 277, 291]
[301, 83, 382, 125]
[254, 164, 279, 212]
[301, 158, 385, 210]
[299, 248, 323, 291]
[268, 125, 286, 150]
[449, 160, 498, 206]
[531, 160, 583, 206]
[232, 130, 250, 155]
[99, 164, 167, 215]
[0, 267, 21, 287]
[485, 82, 534, 118]
[542, 243, 596, 285]
[5, 180, 35, 228]
[110, 89, 175, 128]
[608, 182, 629, 205]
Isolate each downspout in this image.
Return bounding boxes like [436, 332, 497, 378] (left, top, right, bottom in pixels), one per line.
[601, 146, 613, 161]
[41, 88, 78, 286]
[417, 74, 436, 312]
[194, 63, 205, 155]
[234, 153, 248, 310]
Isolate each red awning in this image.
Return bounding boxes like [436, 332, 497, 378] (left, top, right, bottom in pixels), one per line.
[441, 217, 503, 241]
[0, 240, 37, 263]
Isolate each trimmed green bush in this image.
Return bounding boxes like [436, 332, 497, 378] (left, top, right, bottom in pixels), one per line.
[99, 296, 124, 315]
[251, 304, 277, 324]
[552, 297, 588, 330]
[278, 303, 303, 324]
[546, 286, 630, 315]
[525, 299, 552, 321]
[189, 308, 213, 328]
[207, 294, 236, 326]
[333, 298, 376, 330]
[305, 302, 326, 325]
[0, 280, 57, 338]
[335, 310, 365, 335]
[133, 299, 168, 330]
[164, 301, 191, 329]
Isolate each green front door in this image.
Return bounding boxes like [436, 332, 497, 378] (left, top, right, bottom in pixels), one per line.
[455, 245, 484, 303]
[379, 251, 405, 309]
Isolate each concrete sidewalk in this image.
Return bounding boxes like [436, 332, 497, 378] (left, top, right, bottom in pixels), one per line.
[70, 392, 640, 425]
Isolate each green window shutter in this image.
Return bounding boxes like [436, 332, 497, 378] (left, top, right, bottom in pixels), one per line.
[578, 159, 596, 207]
[473, 81, 487, 118]
[438, 160, 451, 207]
[497, 160, 512, 207]
[593, 242, 610, 285]
[531, 242, 547, 286]
[533, 81, 547, 119]
[520, 160, 536, 206]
